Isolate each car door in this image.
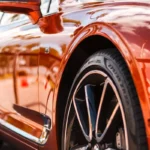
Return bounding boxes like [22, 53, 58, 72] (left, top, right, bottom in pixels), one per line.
[38, 0, 104, 149]
[0, 0, 51, 146]
[37, 0, 84, 148]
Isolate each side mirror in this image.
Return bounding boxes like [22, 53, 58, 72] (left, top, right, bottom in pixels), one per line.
[0, 0, 42, 24]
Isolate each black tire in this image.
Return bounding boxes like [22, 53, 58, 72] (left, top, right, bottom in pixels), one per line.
[61, 49, 148, 150]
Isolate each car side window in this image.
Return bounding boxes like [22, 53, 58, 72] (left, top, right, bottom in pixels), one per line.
[48, 0, 59, 14]
[0, 0, 49, 25]
[41, 0, 49, 15]
[0, 13, 28, 25]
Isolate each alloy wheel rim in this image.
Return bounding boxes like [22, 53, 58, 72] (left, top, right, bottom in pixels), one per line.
[64, 70, 129, 150]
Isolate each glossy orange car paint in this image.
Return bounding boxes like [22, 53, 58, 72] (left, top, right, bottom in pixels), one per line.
[0, 0, 150, 150]
[0, 0, 42, 23]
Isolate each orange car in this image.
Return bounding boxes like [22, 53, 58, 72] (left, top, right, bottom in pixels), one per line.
[0, 0, 150, 150]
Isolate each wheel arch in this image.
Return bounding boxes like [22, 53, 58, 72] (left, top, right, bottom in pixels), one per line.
[56, 23, 150, 149]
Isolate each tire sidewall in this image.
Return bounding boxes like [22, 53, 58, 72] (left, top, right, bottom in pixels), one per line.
[61, 52, 144, 150]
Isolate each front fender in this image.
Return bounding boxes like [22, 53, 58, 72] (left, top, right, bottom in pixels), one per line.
[58, 22, 150, 140]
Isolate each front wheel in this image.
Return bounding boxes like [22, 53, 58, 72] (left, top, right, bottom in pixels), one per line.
[61, 49, 148, 150]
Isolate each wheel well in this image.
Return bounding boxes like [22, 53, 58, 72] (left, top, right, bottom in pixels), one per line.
[56, 35, 116, 148]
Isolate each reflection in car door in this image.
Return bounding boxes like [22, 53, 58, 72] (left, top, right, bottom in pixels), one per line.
[0, 0, 51, 145]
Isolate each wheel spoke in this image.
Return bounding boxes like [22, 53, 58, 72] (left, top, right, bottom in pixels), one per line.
[84, 85, 97, 131]
[95, 78, 109, 137]
[73, 96, 90, 141]
[96, 103, 120, 142]
[70, 144, 91, 150]
[66, 70, 128, 150]
[73, 85, 96, 142]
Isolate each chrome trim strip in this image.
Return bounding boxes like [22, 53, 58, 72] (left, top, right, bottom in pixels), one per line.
[0, 117, 51, 145]
[0, 119, 39, 143]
